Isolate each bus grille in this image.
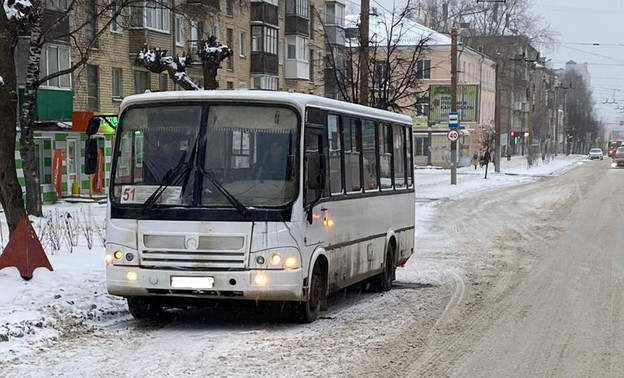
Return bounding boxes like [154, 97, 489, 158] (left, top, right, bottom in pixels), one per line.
[140, 235, 247, 270]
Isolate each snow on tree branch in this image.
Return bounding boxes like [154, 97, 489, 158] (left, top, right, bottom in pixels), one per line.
[3, 0, 32, 20]
[135, 45, 200, 91]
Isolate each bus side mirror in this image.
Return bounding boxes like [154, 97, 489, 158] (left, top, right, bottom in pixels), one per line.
[84, 139, 98, 175]
[85, 117, 101, 136]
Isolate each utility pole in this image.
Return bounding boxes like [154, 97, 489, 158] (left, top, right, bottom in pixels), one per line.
[494, 54, 501, 173]
[450, 27, 457, 185]
[359, 0, 370, 106]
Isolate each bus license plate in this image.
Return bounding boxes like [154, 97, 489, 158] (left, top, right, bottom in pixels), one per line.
[171, 276, 214, 289]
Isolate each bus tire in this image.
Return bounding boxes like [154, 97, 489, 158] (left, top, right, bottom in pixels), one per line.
[127, 297, 163, 319]
[294, 262, 323, 323]
[369, 243, 395, 292]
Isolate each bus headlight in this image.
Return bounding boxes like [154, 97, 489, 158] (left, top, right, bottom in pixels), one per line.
[106, 244, 139, 266]
[250, 247, 301, 270]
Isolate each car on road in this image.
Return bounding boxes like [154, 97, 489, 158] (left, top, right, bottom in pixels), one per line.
[612, 147, 624, 168]
[588, 148, 604, 160]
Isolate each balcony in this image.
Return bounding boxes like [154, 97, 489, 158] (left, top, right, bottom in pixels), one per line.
[285, 14, 308, 36]
[251, 52, 279, 75]
[251, 2, 278, 26]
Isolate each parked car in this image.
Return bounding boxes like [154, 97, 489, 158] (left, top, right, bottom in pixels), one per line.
[588, 147, 604, 160]
[612, 147, 624, 168]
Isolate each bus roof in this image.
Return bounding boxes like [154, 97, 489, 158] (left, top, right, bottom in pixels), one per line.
[120, 90, 413, 126]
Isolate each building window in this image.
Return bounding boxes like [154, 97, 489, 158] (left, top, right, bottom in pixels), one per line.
[416, 60, 431, 79]
[286, 0, 308, 17]
[45, 0, 67, 10]
[414, 136, 428, 156]
[226, 81, 234, 89]
[175, 15, 184, 46]
[159, 74, 168, 91]
[87, 65, 99, 111]
[226, 0, 233, 16]
[112, 68, 122, 99]
[325, 2, 344, 27]
[86, 0, 97, 46]
[190, 21, 203, 53]
[134, 71, 149, 94]
[286, 35, 308, 61]
[110, 0, 122, 33]
[211, 25, 219, 40]
[239, 32, 247, 57]
[40, 45, 71, 88]
[226, 28, 233, 70]
[145, 0, 170, 32]
[374, 61, 388, 90]
[251, 75, 278, 90]
[251, 26, 277, 54]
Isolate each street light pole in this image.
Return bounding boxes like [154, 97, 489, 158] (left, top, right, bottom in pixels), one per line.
[427, 123, 433, 166]
[494, 54, 501, 173]
[450, 27, 458, 185]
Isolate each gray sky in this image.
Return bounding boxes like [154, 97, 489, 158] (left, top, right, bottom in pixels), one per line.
[532, 0, 624, 124]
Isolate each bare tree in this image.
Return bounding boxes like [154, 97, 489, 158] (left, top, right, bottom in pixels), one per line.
[561, 70, 598, 154]
[419, 0, 558, 49]
[17, 0, 144, 216]
[322, 1, 432, 112]
[1, 0, 30, 233]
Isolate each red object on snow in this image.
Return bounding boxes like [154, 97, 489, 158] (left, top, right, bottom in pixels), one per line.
[0, 214, 53, 280]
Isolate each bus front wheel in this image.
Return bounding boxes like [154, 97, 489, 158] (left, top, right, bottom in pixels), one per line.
[127, 297, 164, 319]
[294, 262, 323, 323]
[369, 244, 395, 292]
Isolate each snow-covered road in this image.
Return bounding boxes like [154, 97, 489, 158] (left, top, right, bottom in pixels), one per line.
[6, 155, 620, 377]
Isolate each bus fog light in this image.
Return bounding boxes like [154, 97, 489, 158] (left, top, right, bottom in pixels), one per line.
[113, 251, 123, 260]
[126, 271, 138, 282]
[253, 273, 267, 286]
[256, 255, 265, 265]
[105, 254, 113, 265]
[284, 256, 299, 269]
[269, 253, 281, 266]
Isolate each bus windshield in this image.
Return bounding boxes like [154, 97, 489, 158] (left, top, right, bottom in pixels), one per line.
[111, 103, 300, 209]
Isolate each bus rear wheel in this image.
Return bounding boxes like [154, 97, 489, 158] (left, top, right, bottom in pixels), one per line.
[127, 297, 163, 319]
[294, 262, 323, 323]
[369, 244, 395, 292]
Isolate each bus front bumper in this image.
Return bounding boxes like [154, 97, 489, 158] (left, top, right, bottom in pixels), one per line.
[106, 266, 304, 301]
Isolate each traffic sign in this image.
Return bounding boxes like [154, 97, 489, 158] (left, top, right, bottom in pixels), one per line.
[448, 112, 459, 129]
[447, 129, 459, 142]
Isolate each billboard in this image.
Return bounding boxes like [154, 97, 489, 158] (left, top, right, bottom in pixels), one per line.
[429, 85, 479, 124]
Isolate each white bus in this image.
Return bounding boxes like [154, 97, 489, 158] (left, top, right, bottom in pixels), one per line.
[105, 90, 415, 322]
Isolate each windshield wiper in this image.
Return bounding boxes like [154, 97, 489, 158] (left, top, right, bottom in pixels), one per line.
[142, 154, 190, 213]
[198, 168, 250, 216]
[142, 137, 198, 213]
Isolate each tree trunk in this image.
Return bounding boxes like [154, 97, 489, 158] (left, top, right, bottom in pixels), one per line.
[202, 65, 218, 90]
[0, 17, 27, 234]
[20, 8, 44, 216]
